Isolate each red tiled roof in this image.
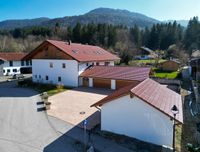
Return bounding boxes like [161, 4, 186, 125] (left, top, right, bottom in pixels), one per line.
[80, 66, 151, 81]
[24, 40, 120, 62]
[0, 52, 27, 61]
[91, 78, 183, 123]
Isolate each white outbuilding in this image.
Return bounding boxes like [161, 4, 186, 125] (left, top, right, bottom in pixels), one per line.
[91, 78, 183, 148]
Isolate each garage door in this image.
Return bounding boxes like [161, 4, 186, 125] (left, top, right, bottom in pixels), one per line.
[116, 80, 140, 89]
[83, 77, 89, 87]
[93, 78, 111, 89]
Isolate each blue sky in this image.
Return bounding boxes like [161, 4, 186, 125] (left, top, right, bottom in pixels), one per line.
[0, 0, 200, 21]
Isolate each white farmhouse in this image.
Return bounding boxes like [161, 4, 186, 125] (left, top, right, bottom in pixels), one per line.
[91, 78, 183, 147]
[23, 40, 120, 87]
[0, 52, 32, 76]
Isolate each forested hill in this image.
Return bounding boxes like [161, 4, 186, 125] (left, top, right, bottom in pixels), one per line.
[0, 8, 159, 29]
[0, 18, 50, 30]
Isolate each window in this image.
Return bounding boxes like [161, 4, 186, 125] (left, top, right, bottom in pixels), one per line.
[50, 62, 53, 68]
[9, 61, 13, 67]
[62, 63, 66, 68]
[39, 75, 41, 79]
[21, 61, 24, 66]
[26, 60, 29, 66]
[3, 70, 5, 73]
[45, 75, 49, 80]
[13, 69, 17, 72]
[86, 63, 89, 66]
[58, 76, 61, 82]
[35, 75, 37, 79]
[7, 69, 10, 73]
[96, 62, 99, 66]
[30, 60, 32, 65]
[105, 62, 110, 66]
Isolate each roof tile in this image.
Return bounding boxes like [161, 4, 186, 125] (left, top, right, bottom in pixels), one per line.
[0, 52, 27, 61]
[92, 78, 183, 123]
[80, 66, 151, 81]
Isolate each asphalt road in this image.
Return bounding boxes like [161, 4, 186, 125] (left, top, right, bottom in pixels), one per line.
[0, 81, 78, 152]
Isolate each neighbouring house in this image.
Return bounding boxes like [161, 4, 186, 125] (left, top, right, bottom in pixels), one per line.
[190, 58, 200, 80]
[191, 50, 200, 58]
[135, 46, 158, 60]
[80, 66, 151, 89]
[0, 52, 32, 76]
[23, 40, 120, 87]
[159, 60, 180, 72]
[91, 78, 183, 147]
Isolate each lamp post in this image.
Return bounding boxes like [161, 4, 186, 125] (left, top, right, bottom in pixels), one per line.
[171, 105, 179, 152]
[80, 111, 87, 152]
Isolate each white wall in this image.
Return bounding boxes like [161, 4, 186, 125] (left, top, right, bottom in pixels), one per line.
[3, 60, 31, 75]
[93, 61, 115, 66]
[89, 78, 93, 87]
[111, 79, 116, 90]
[78, 61, 115, 75]
[32, 59, 79, 87]
[78, 62, 92, 75]
[101, 95, 173, 147]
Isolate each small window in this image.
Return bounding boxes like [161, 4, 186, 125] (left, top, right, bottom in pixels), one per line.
[50, 62, 53, 68]
[26, 60, 29, 66]
[39, 75, 41, 79]
[7, 69, 10, 73]
[3, 70, 5, 73]
[96, 62, 99, 66]
[13, 69, 17, 72]
[30, 60, 32, 65]
[58, 76, 61, 82]
[21, 61, 24, 66]
[105, 62, 110, 66]
[62, 63, 66, 68]
[45, 75, 49, 80]
[35, 75, 37, 78]
[86, 63, 89, 66]
[9, 61, 13, 67]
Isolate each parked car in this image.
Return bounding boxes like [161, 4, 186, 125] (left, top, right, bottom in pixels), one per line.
[12, 74, 24, 79]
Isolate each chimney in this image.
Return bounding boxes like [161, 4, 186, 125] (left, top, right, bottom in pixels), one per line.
[68, 40, 71, 45]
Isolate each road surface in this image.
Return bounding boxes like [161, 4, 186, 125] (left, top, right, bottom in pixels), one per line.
[0, 81, 77, 152]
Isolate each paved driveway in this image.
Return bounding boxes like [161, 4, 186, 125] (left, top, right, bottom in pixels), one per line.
[0, 81, 80, 152]
[48, 87, 113, 130]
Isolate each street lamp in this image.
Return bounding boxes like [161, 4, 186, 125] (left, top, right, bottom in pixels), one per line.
[80, 111, 87, 152]
[171, 105, 179, 152]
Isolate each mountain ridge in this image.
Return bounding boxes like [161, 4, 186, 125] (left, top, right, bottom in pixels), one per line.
[0, 8, 188, 30]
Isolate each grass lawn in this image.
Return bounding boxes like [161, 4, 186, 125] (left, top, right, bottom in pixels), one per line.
[129, 59, 166, 65]
[18, 78, 70, 96]
[153, 68, 180, 79]
[33, 83, 68, 96]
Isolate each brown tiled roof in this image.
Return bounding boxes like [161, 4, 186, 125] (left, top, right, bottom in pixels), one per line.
[161, 60, 180, 65]
[0, 52, 27, 61]
[80, 66, 151, 81]
[91, 78, 183, 123]
[24, 40, 120, 62]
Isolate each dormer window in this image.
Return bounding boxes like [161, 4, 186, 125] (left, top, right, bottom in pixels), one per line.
[72, 50, 78, 54]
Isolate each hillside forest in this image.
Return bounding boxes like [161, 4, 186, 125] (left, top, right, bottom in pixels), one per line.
[0, 17, 200, 64]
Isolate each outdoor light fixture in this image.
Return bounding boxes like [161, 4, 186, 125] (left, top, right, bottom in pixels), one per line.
[171, 105, 179, 115]
[171, 105, 179, 152]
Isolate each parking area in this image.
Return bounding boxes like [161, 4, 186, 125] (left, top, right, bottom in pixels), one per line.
[48, 87, 113, 130]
